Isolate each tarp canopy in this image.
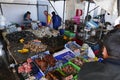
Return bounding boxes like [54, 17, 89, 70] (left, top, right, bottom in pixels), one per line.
[0, 0, 37, 4]
[93, 0, 118, 16]
[0, 0, 14, 2]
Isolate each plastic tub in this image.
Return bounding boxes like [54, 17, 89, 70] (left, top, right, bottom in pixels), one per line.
[70, 57, 85, 67]
[18, 61, 45, 80]
[53, 49, 75, 63]
[64, 41, 81, 57]
[69, 32, 76, 37]
[58, 61, 80, 80]
[64, 30, 70, 35]
[64, 30, 76, 38]
[34, 69, 45, 80]
[86, 20, 99, 29]
[59, 29, 65, 35]
[62, 61, 80, 72]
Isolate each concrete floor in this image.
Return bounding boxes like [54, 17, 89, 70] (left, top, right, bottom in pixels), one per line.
[0, 63, 16, 80]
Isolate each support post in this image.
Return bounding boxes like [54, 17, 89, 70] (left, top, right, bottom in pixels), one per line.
[0, 3, 3, 15]
[118, 0, 120, 16]
[86, 1, 90, 21]
[36, 1, 39, 20]
[63, 0, 65, 22]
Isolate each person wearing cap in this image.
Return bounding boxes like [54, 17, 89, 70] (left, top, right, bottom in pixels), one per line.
[78, 25, 120, 80]
[51, 11, 61, 30]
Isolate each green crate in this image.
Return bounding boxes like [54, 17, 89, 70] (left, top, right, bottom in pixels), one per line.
[64, 30, 75, 38]
[74, 75, 78, 80]
[69, 32, 76, 37]
[56, 69, 66, 76]
[62, 61, 80, 71]
[64, 30, 70, 35]
[58, 61, 80, 80]
[70, 57, 86, 67]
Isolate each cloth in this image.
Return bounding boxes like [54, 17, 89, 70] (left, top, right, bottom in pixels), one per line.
[78, 58, 120, 80]
[23, 13, 32, 28]
[105, 13, 117, 25]
[23, 18, 32, 28]
[24, 18, 32, 22]
[52, 15, 61, 30]
[24, 13, 27, 20]
[47, 14, 52, 27]
[114, 16, 120, 26]
[87, 47, 95, 58]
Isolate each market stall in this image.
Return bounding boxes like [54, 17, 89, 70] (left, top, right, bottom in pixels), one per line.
[0, 0, 119, 80]
[0, 23, 100, 80]
[15, 39, 98, 80]
[3, 26, 65, 63]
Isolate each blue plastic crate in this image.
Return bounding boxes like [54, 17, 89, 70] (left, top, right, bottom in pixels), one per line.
[64, 41, 81, 57]
[34, 71, 44, 80]
[31, 62, 45, 79]
[86, 20, 99, 29]
[53, 49, 75, 63]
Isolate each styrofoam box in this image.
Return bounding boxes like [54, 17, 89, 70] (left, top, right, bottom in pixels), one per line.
[53, 49, 75, 63]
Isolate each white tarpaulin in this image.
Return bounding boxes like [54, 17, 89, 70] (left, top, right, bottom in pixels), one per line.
[0, 0, 14, 2]
[66, 0, 76, 19]
[0, 0, 37, 4]
[93, 0, 118, 15]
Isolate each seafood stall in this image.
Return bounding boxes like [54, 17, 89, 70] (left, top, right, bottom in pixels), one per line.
[1, 25, 99, 80]
[3, 26, 66, 63]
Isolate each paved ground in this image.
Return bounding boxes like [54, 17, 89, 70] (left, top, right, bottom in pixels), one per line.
[0, 63, 16, 80]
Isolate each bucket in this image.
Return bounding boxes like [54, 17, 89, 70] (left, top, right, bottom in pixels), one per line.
[41, 22, 46, 26]
[59, 29, 65, 35]
[73, 16, 80, 24]
[76, 9, 82, 16]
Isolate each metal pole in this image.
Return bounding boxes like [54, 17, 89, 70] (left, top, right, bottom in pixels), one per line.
[48, 0, 64, 24]
[63, 0, 65, 22]
[47, 5, 49, 25]
[36, 1, 39, 20]
[48, 0, 58, 15]
[0, 2, 48, 6]
[84, 1, 90, 40]
[118, 0, 120, 16]
[0, 3, 3, 15]
[0, 2, 36, 5]
[89, 6, 99, 13]
[86, 1, 90, 21]
[47, 5, 48, 13]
